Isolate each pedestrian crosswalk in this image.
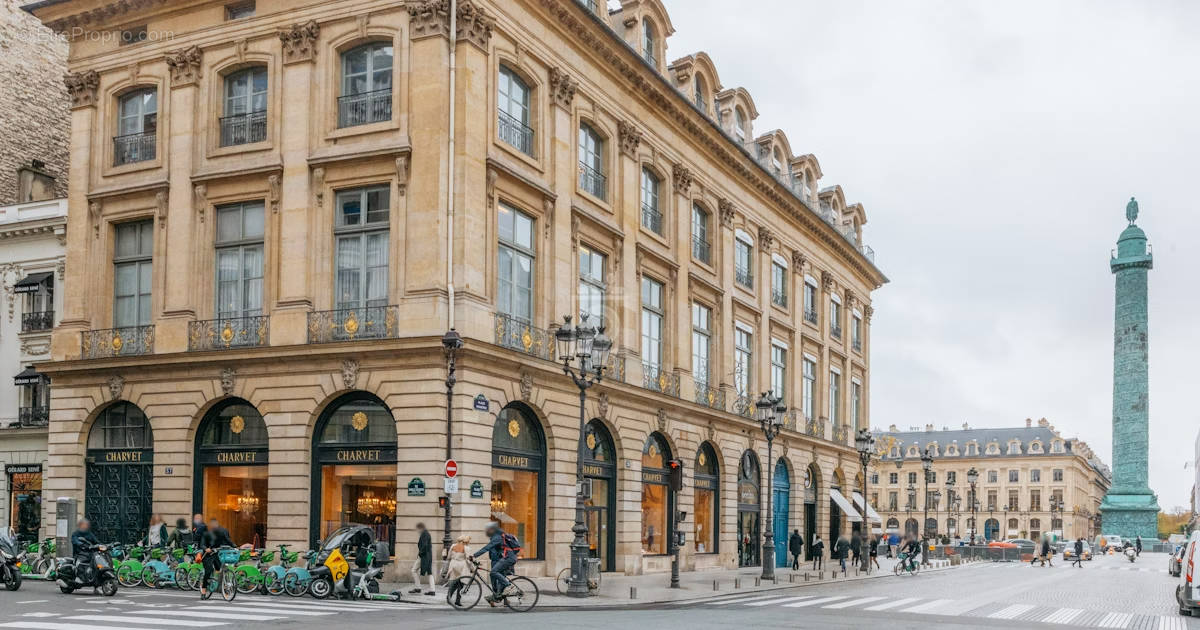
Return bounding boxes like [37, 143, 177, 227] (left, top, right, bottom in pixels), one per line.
[697, 592, 1189, 629]
[1, 594, 421, 630]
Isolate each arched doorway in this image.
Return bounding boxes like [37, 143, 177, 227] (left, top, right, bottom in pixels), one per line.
[886, 517, 899, 532]
[85, 401, 154, 544]
[310, 392, 398, 548]
[925, 518, 938, 537]
[694, 443, 719, 555]
[641, 432, 672, 556]
[491, 404, 545, 559]
[905, 518, 919, 537]
[194, 398, 268, 546]
[583, 419, 616, 571]
[984, 518, 999, 541]
[803, 464, 818, 560]
[737, 450, 760, 567]
[772, 458, 790, 568]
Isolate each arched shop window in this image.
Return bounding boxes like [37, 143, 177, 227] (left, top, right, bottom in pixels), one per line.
[311, 392, 398, 547]
[641, 432, 672, 555]
[583, 420, 616, 571]
[694, 442, 719, 554]
[737, 450, 761, 567]
[491, 404, 546, 559]
[194, 399, 269, 546]
[85, 401, 154, 544]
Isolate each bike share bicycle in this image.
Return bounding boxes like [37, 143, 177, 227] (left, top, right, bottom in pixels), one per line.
[198, 547, 239, 601]
[447, 558, 539, 612]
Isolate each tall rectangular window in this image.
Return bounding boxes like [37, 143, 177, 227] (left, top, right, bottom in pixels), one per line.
[830, 297, 843, 338]
[771, 262, 787, 307]
[641, 277, 664, 372]
[734, 327, 752, 396]
[770, 342, 787, 401]
[578, 123, 606, 199]
[113, 220, 154, 328]
[987, 490, 997, 510]
[115, 89, 157, 165]
[734, 236, 753, 288]
[578, 245, 605, 328]
[214, 201, 265, 319]
[339, 43, 393, 127]
[640, 168, 662, 234]
[1052, 469, 1063, 482]
[907, 472, 917, 485]
[1030, 469, 1041, 483]
[988, 470, 998, 483]
[221, 67, 267, 146]
[828, 369, 841, 426]
[498, 65, 533, 156]
[804, 281, 818, 325]
[802, 357, 816, 420]
[851, 381, 862, 430]
[1008, 489, 1018, 510]
[334, 187, 390, 311]
[852, 314, 863, 351]
[691, 204, 711, 264]
[692, 303, 711, 387]
[498, 203, 535, 322]
[1008, 469, 1019, 483]
[1030, 490, 1041, 511]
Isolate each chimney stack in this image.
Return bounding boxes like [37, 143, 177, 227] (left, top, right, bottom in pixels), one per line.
[1025, 418, 1032, 428]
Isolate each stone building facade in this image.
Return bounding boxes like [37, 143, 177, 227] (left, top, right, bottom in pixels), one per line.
[28, 0, 885, 576]
[871, 419, 1112, 543]
[0, 0, 69, 205]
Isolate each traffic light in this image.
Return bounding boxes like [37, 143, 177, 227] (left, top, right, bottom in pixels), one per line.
[667, 459, 684, 492]
[438, 496, 450, 509]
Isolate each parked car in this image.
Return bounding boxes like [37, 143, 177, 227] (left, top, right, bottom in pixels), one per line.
[1169, 545, 1185, 577]
[1063, 541, 1092, 561]
[1097, 535, 1124, 553]
[1006, 538, 1038, 552]
[1176, 531, 1200, 616]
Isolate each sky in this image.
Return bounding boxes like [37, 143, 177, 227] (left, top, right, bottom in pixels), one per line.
[662, 0, 1200, 511]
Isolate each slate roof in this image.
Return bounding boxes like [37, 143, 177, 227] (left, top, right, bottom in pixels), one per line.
[877, 426, 1069, 459]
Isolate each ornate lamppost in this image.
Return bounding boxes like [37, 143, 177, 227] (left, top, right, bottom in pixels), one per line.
[440, 328, 463, 560]
[906, 482, 916, 534]
[553, 314, 612, 598]
[855, 428, 875, 573]
[756, 391, 786, 580]
[944, 477, 955, 539]
[966, 467, 979, 545]
[920, 446, 934, 542]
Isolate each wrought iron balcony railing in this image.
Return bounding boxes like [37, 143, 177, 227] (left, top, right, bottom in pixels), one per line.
[602, 352, 626, 384]
[771, 289, 788, 308]
[735, 265, 753, 288]
[832, 423, 849, 443]
[691, 236, 711, 265]
[219, 110, 267, 146]
[804, 309, 818, 325]
[831, 325, 843, 340]
[188, 315, 270, 351]
[497, 109, 535, 156]
[307, 305, 397, 343]
[578, 162, 606, 200]
[113, 131, 156, 166]
[853, 339, 862, 352]
[694, 381, 724, 411]
[21, 310, 53, 333]
[18, 406, 48, 428]
[81, 325, 155, 359]
[493, 312, 553, 361]
[641, 363, 680, 398]
[338, 88, 392, 128]
[641, 203, 663, 235]
[732, 394, 755, 419]
[805, 416, 824, 439]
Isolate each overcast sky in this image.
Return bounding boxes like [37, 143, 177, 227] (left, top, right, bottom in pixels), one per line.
[664, 0, 1200, 510]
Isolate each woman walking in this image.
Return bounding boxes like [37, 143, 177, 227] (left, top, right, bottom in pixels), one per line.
[444, 536, 473, 607]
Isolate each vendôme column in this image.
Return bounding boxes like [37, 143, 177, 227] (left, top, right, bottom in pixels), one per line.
[1099, 197, 1160, 539]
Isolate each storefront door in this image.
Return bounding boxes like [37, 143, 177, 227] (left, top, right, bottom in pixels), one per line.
[6, 465, 42, 544]
[85, 402, 154, 544]
[772, 460, 790, 568]
[194, 399, 269, 546]
[492, 405, 547, 560]
[738, 510, 760, 567]
[583, 420, 616, 571]
[737, 450, 760, 567]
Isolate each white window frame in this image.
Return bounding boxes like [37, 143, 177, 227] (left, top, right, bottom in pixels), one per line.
[770, 340, 787, 401]
[641, 276, 664, 372]
[113, 220, 154, 328]
[692, 302, 712, 387]
[214, 201, 265, 320]
[497, 202, 536, 322]
[578, 244, 606, 329]
[801, 354, 817, 421]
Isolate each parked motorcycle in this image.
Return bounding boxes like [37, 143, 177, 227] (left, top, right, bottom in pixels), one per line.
[55, 544, 119, 596]
[1124, 546, 1137, 563]
[0, 530, 23, 591]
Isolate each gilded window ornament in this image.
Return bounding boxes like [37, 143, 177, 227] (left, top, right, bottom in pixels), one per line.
[230, 415, 245, 434]
[586, 432, 596, 450]
[507, 418, 521, 438]
[351, 411, 369, 431]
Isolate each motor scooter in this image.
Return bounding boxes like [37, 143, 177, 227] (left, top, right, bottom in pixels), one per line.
[0, 530, 23, 591]
[1124, 546, 1137, 563]
[55, 544, 119, 596]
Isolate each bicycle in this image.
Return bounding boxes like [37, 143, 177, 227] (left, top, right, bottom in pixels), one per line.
[198, 548, 239, 602]
[447, 560, 538, 612]
[555, 565, 600, 595]
[893, 551, 920, 576]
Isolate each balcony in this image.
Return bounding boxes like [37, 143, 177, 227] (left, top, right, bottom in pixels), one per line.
[831, 324, 843, 340]
[18, 406, 48, 428]
[307, 305, 397, 343]
[832, 424, 849, 443]
[732, 394, 755, 419]
[691, 236, 711, 265]
[497, 110, 534, 156]
[771, 289, 788, 308]
[21, 311, 53, 333]
[81, 325, 154, 359]
[494, 312, 553, 361]
[337, 88, 392, 128]
[219, 110, 267, 146]
[641, 203, 663, 234]
[578, 162, 606, 200]
[694, 382, 724, 411]
[641, 363, 680, 398]
[602, 352, 626, 384]
[113, 131, 156, 166]
[735, 265, 753, 289]
[188, 315, 269, 351]
[804, 309, 818, 325]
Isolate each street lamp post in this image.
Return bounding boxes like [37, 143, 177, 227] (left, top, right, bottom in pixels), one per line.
[755, 391, 786, 580]
[944, 478, 954, 539]
[920, 447, 934, 542]
[966, 467, 979, 545]
[439, 329, 463, 561]
[553, 314, 612, 598]
[906, 483, 916, 534]
[855, 429, 875, 573]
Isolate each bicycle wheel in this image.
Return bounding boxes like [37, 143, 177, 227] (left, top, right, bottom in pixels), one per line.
[503, 576, 539, 612]
[264, 571, 285, 596]
[234, 567, 258, 594]
[893, 561, 902, 576]
[555, 567, 569, 595]
[283, 573, 307, 597]
[174, 567, 192, 591]
[117, 564, 141, 587]
[219, 567, 238, 602]
[141, 567, 158, 588]
[446, 576, 482, 611]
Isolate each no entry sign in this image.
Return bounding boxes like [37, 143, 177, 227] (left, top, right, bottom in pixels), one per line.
[445, 459, 459, 478]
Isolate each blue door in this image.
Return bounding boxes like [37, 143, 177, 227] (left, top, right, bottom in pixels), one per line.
[773, 459, 790, 567]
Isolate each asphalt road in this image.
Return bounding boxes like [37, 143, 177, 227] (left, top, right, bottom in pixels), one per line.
[0, 551, 1193, 629]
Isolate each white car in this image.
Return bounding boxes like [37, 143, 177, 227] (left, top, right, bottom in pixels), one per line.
[1177, 531, 1200, 616]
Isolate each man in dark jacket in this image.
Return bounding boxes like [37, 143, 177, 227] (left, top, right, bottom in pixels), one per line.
[850, 532, 862, 567]
[834, 535, 850, 572]
[410, 522, 434, 595]
[1072, 537, 1084, 568]
[70, 519, 102, 582]
[811, 535, 824, 570]
[199, 518, 235, 597]
[472, 522, 518, 603]
[1135, 536, 1142, 556]
[788, 530, 803, 570]
[191, 513, 208, 547]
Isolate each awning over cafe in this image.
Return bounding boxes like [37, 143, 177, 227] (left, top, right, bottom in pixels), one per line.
[13, 272, 52, 294]
[13, 366, 41, 387]
[829, 488, 862, 522]
[852, 491, 883, 524]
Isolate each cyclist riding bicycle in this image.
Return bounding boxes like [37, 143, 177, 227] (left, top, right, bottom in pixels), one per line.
[471, 521, 520, 605]
[899, 535, 921, 572]
[198, 518, 235, 598]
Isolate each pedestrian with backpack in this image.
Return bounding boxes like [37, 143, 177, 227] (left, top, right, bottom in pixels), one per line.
[472, 521, 520, 605]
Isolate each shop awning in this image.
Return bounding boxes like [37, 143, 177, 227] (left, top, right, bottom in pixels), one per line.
[13, 272, 52, 294]
[852, 491, 883, 524]
[13, 367, 41, 386]
[829, 488, 862, 522]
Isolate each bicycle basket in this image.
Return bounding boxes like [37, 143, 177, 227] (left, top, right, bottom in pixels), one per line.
[219, 549, 241, 564]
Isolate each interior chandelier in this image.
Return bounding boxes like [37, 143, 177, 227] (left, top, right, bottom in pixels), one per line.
[357, 490, 396, 516]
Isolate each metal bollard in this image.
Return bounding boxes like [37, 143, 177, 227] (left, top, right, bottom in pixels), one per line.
[805, 572, 811, 582]
[754, 577, 761, 587]
[734, 578, 741, 589]
[788, 574, 795, 583]
[713, 580, 719, 591]
[631, 587, 637, 599]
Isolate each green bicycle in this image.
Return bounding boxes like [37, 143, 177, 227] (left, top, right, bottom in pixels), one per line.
[199, 548, 239, 601]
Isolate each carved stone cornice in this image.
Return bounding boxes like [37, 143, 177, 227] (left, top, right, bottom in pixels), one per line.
[456, 0, 495, 50]
[844, 289, 856, 307]
[64, 71, 100, 109]
[821, 270, 834, 291]
[718, 198, 735, 228]
[279, 20, 320, 64]
[617, 120, 642, 157]
[42, 0, 171, 33]
[193, 184, 208, 223]
[165, 45, 202, 88]
[791, 250, 807, 272]
[408, 0, 495, 50]
[864, 304, 874, 324]
[672, 162, 693, 195]
[758, 226, 774, 250]
[548, 66, 577, 109]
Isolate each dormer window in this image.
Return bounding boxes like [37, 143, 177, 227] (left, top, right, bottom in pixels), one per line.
[642, 18, 657, 69]
[1007, 440, 1021, 455]
[772, 148, 784, 175]
[694, 76, 708, 114]
[734, 107, 746, 142]
[986, 443, 999, 455]
[907, 446, 918, 457]
[1029, 442, 1043, 454]
[1051, 441, 1063, 454]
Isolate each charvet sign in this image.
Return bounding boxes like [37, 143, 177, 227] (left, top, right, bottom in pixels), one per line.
[318, 446, 397, 464]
